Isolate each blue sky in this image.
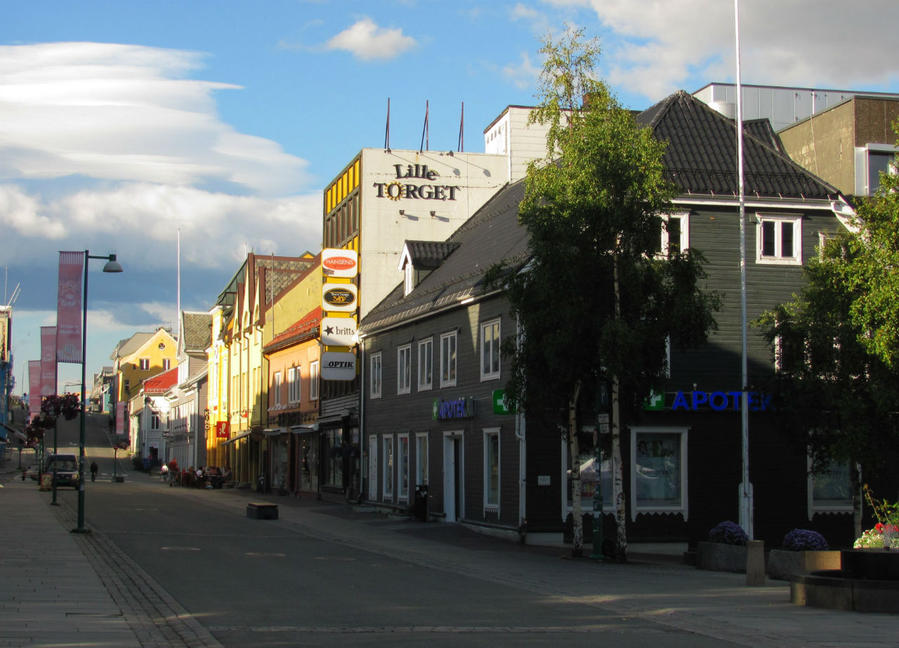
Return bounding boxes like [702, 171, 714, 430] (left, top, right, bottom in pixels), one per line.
[3, 0, 898, 394]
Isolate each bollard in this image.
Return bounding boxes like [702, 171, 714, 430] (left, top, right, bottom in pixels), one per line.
[746, 539, 766, 586]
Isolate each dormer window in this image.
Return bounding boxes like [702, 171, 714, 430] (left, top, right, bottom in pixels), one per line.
[404, 263, 414, 296]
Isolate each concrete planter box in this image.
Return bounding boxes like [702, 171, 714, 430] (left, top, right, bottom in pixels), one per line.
[767, 549, 841, 581]
[696, 541, 746, 573]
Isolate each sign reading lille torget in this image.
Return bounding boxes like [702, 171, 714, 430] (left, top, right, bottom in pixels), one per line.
[373, 164, 461, 202]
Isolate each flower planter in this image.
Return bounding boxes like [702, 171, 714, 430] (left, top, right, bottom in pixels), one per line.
[766, 549, 841, 581]
[696, 541, 747, 573]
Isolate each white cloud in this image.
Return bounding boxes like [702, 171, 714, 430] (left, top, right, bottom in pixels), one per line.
[503, 52, 542, 90]
[326, 18, 416, 61]
[0, 185, 66, 238]
[0, 42, 311, 195]
[544, 0, 899, 102]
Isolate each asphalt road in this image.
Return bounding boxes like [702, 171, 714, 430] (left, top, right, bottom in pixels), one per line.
[42, 413, 738, 647]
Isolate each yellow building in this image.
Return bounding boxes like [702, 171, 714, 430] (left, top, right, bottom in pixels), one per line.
[206, 253, 316, 485]
[110, 328, 178, 419]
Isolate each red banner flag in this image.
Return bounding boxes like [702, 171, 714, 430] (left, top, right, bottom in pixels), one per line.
[28, 360, 41, 420]
[40, 326, 57, 397]
[57, 251, 84, 364]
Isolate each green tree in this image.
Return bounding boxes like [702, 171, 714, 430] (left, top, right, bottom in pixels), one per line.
[759, 121, 899, 536]
[503, 28, 718, 560]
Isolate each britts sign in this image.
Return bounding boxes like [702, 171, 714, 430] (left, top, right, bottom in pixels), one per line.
[373, 164, 461, 202]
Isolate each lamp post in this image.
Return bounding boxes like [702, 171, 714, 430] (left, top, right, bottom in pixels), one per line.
[73, 251, 122, 534]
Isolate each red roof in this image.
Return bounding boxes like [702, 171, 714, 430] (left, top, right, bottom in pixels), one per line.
[143, 367, 178, 394]
[265, 307, 321, 352]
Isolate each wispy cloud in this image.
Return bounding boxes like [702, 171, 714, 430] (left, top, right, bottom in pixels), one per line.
[325, 18, 416, 61]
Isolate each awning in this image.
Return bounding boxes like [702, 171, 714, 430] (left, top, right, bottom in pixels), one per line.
[263, 428, 288, 437]
[289, 424, 318, 433]
[221, 429, 254, 446]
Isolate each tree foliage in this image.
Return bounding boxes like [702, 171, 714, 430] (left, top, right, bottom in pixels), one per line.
[758, 121, 899, 483]
[502, 27, 718, 558]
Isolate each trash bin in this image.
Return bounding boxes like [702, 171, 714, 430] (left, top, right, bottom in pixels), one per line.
[413, 484, 429, 521]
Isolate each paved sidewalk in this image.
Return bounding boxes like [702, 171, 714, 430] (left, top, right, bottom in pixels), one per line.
[0, 460, 142, 648]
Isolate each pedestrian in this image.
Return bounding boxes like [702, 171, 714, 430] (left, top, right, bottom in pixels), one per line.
[160, 462, 169, 482]
[90, 461, 98, 482]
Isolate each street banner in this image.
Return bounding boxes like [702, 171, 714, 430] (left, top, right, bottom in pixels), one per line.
[116, 401, 126, 435]
[0, 307, 9, 363]
[56, 251, 84, 363]
[40, 326, 57, 397]
[28, 360, 41, 420]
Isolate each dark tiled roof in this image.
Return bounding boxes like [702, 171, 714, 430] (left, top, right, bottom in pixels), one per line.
[637, 91, 840, 200]
[361, 181, 528, 333]
[181, 312, 212, 352]
[403, 240, 461, 269]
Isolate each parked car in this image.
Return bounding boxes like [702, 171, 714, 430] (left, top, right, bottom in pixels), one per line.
[43, 454, 80, 489]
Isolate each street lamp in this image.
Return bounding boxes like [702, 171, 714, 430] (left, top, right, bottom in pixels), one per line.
[73, 251, 122, 534]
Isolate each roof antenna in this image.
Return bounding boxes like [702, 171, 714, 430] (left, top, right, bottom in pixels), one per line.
[384, 98, 391, 152]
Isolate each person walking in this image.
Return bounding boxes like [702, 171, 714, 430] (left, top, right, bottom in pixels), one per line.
[90, 461, 98, 482]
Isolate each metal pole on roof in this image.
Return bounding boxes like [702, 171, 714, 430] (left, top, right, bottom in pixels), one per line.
[734, 0, 753, 540]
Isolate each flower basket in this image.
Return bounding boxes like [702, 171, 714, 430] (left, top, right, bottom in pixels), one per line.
[696, 541, 747, 572]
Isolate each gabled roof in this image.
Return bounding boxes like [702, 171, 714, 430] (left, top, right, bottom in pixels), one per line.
[181, 312, 212, 353]
[111, 332, 154, 360]
[361, 181, 528, 334]
[142, 367, 178, 395]
[636, 90, 841, 200]
[398, 240, 461, 271]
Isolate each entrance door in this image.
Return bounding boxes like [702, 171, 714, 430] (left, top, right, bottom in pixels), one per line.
[443, 432, 464, 521]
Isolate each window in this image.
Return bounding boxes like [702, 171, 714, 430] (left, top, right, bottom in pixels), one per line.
[139, 358, 150, 370]
[367, 435, 378, 500]
[480, 319, 501, 381]
[287, 367, 300, 403]
[382, 436, 394, 501]
[484, 428, 500, 510]
[757, 214, 802, 265]
[656, 213, 689, 256]
[273, 371, 282, 406]
[398, 434, 410, 501]
[370, 352, 382, 399]
[440, 331, 457, 387]
[309, 361, 319, 401]
[630, 427, 688, 519]
[163, 358, 171, 371]
[150, 413, 160, 430]
[418, 338, 433, 391]
[397, 344, 411, 394]
[565, 427, 613, 514]
[325, 428, 343, 489]
[415, 432, 429, 487]
[808, 457, 853, 518]
[404, 263, 414, 296]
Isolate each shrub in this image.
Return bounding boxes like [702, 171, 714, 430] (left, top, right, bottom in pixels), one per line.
[708, 520, 748, 546]
[782, 528, 828, 551]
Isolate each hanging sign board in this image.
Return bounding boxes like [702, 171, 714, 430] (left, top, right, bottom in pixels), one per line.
[322, 283, 357, 313]
[322, 249, 358, 278]
[321, 316, 357, 347]
[322, 351, 356, 381]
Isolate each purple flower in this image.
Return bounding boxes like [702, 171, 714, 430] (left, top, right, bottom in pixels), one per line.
[708, 521, 748, 546]
[782, 528, 828, 551]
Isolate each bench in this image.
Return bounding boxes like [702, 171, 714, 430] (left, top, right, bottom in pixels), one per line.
[246, 502, 279, 520]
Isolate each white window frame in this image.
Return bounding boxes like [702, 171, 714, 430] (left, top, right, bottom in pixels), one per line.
[139, 358, 150, 370]
[483, 427, 500, 512]
[756, 213, 802, 265]
[659, 212, 689, 256]
[417, 338, 433, 391]
[370, 352, 382, 399]
[382, 435, 394, 501]
[273, 371, 282, 406]
[415, 432, 429, 487]
[440, 331, 457, 388]
[287, 367, 300, 404]
[480, 318, 501, 381]
[309, 361, 319, 401]
[629, 426, 689, 521]
[397, 344, 412, 395]
[398, 433, 410, 502]
[807, 456, 854, 520]
[404, 263, 414, 296]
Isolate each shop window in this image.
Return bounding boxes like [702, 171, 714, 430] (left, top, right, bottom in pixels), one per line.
[370, 352, 382, 399]
[418, 338, 433, 391]
[367, 435, 378, 500]
[630, 427, 688, 520]
[757, 214, 802, 265]
[565, 427, 613, 514]
[415, 432, 429, 487]
[808, 457, 853, 519]
[440, 331, 457, 388]
[382, 435, 394, 501]
[324, 428, 343, 489]
[397, 344, 411, 395]
[484, 428, 500, 511]
[480, 319, 501, 381]
[398, 434, 410, 501]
